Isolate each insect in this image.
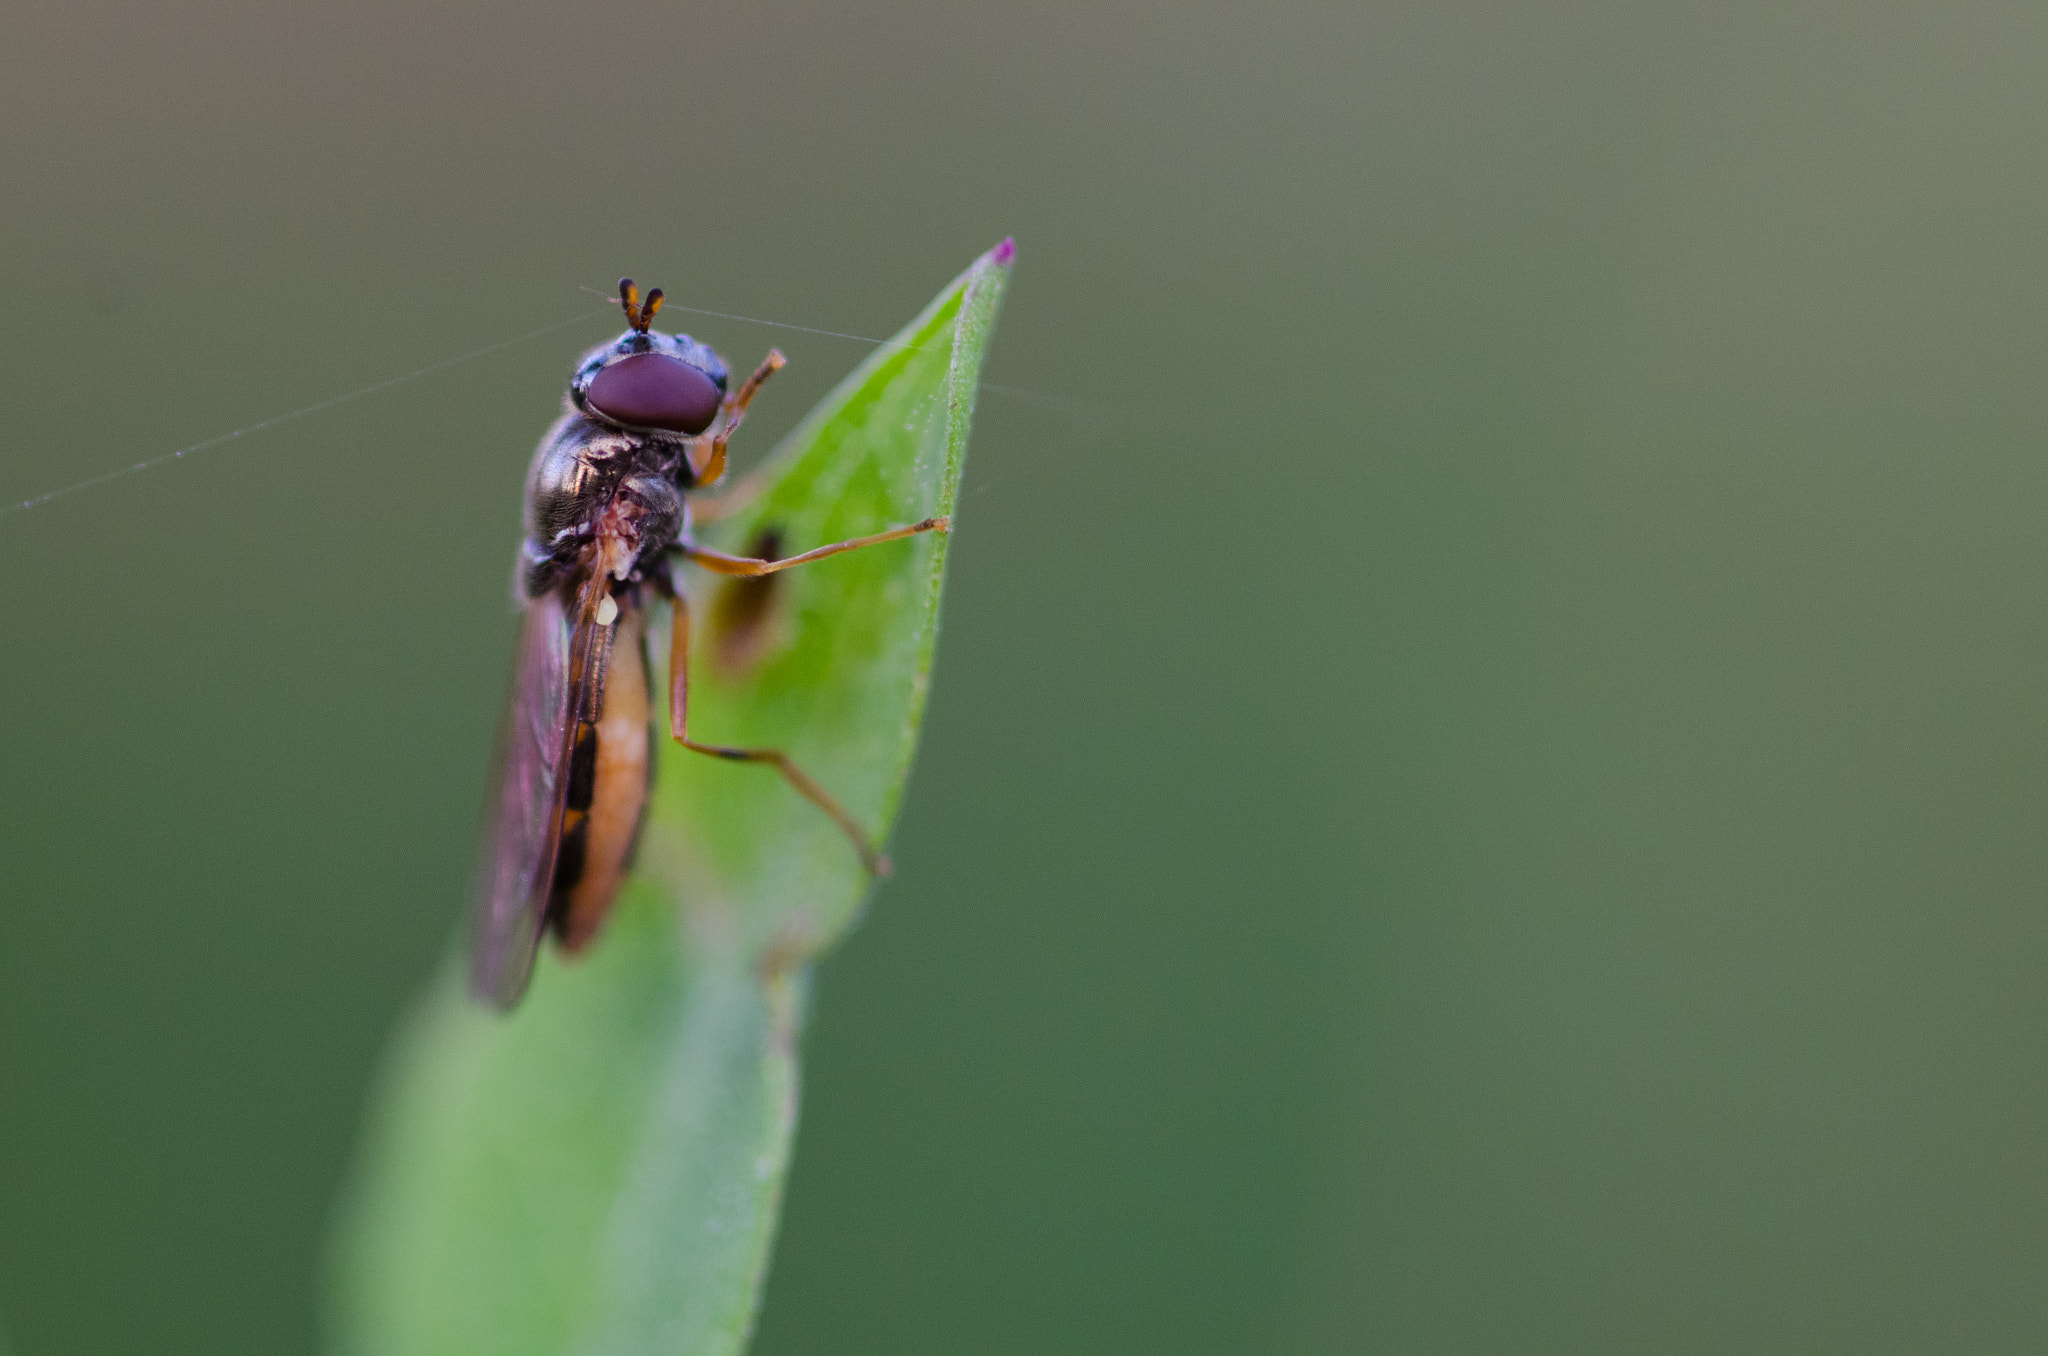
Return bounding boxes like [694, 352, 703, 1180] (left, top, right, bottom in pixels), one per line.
[470, 279, 947, 1008]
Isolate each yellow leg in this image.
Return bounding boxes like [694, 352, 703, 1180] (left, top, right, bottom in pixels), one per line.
[688, 349, 785, 490]
[682, 517, 949, 577]
[666, 587, 891, 877]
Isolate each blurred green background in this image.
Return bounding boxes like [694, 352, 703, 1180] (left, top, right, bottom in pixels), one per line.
[4, 1, 2047, 1352]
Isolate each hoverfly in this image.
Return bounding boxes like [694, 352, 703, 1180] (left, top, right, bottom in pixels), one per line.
[471, 280, 946, 1008]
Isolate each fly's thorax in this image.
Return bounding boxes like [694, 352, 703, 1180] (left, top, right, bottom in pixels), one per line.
[519, 414, 686, 599]
[609, 470, 685, 567]
[526, 414, 632, 543]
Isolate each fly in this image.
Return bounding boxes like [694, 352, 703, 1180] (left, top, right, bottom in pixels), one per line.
[470, 279, 947, 1008]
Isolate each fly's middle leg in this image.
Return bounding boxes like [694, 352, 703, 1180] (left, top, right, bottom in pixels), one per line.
[664, 582, 891, 877]
[677, 516, 949, 577]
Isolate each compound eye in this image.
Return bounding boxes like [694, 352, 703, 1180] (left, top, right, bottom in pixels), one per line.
[585, 353, 723, 435]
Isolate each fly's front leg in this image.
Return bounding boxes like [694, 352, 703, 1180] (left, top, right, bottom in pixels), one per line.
[687, 349, 785, 498]
[666, 577, 892, 877]
[680, 516, 950, 577]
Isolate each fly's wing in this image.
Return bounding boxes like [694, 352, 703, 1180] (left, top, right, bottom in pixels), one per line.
[470, 583, 610, 1007]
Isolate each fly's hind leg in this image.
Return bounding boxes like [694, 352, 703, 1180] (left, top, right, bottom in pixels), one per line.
[665, 581, 892, 877]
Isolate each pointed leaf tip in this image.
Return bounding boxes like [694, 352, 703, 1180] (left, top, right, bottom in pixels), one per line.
[992, 237, 1016, 265]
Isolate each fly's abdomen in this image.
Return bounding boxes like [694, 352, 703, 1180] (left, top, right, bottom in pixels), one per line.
[548, 601, 653, 951]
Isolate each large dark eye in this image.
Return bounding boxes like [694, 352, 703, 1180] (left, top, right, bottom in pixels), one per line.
[585, 353, 723, 435]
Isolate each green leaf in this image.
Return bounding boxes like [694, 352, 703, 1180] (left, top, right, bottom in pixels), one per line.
[331, 241, 1011, 1356]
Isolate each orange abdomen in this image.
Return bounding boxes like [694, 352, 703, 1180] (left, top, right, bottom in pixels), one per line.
[550, 604, 652, 952]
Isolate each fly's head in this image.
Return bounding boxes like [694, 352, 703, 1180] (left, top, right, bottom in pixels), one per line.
[567, 279, 731, 438]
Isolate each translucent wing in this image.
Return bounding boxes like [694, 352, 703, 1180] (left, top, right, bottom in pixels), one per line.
[470, 582, 610, 1007]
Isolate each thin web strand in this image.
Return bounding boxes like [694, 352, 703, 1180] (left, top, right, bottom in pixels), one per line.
[6, 291, 1113, 520]
[587, 288, 1111, 420]
[654, 298, 931, 352]
[1, 308, 611, 518]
